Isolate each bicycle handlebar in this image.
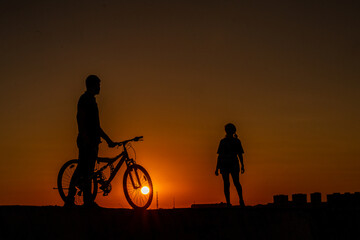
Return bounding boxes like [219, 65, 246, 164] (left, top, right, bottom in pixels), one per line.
[116, 136, 143, 146]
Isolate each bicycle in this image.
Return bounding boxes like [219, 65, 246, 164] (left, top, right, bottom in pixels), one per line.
[57, 136, 153, 209]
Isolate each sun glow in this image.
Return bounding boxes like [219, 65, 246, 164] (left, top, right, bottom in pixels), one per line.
[141, 186, 150, 195]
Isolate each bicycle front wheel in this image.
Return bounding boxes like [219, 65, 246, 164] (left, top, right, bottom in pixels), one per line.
[57, 159, 98, 206]
[123, 164, 153, 209]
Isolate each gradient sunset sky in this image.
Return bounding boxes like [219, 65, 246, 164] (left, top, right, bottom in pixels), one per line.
[0, 1, 359, 208]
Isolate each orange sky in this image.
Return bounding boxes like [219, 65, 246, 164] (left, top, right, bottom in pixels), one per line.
[0, 1, 359, 208]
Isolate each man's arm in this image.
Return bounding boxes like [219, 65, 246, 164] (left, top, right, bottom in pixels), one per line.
[77, 102, 93, 146]
[100, 128, 116, 148]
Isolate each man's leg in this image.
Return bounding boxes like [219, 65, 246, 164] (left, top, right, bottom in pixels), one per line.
[83, 159, 96, 206]
[65, 166, 80, 206]
[82, 145, 98, 206]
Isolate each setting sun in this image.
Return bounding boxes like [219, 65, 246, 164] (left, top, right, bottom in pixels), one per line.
[0, 1, 359, 210]
[141, 186, 150, 195]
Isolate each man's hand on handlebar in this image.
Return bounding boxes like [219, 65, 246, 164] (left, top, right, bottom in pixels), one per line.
[134, 136, 143, 142]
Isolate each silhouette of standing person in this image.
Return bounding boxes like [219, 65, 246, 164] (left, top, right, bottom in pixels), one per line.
[215, 123, 245, 207]
[65, 75, 116, 208]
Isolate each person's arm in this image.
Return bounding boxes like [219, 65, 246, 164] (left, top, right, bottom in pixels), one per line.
[215, 140, 223, 176]
[239, 154, 245, 174]
[237, 139, 245, 174]
[215, 155, 221, 176]
[77, 99, 92, 145]
[100, 128, 116, 148]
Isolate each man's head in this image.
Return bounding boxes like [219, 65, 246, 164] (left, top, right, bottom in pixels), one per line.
[86, 75, 101, 95]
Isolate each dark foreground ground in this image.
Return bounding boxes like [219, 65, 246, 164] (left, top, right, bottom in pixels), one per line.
[1, 205, 360, 240]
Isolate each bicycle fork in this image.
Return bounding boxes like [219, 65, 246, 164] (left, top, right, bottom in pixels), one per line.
[129, 167, 142, 189]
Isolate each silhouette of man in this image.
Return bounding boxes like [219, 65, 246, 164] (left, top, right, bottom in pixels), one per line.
[215, 123, 245, 207]
[65, 75, 116, 208]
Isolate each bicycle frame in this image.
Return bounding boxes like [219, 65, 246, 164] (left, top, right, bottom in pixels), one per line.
[95, 143, 141, 190]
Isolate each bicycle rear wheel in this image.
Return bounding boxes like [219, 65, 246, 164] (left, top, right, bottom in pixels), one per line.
[57, 159, 98, 206]
[123, 164, 153, 209]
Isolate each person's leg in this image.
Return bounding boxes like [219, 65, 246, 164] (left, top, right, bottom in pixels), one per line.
[230, 171, 245, 207]
[65, 165, 80, 206]
[83, 146, 98, 206]
[65, 144, 85, 206]
[82, 163, 93, 206]
[221, 172, 231, 206]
